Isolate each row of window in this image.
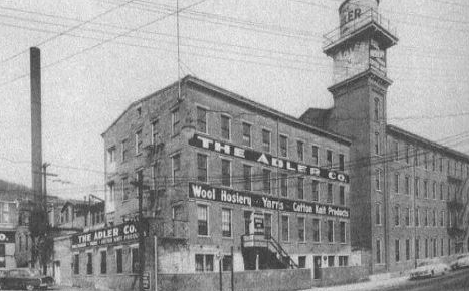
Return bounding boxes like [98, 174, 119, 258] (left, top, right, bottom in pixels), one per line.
[391, 173, 460, 201]
[390, 140, 469, 178]
[73, 246, 139, 275]
[376, 204, 453, 228]
[376, 237, 458, 264]
[197, 205, 348, 243]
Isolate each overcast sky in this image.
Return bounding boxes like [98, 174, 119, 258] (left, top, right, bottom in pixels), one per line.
[1, 0, 468, 199]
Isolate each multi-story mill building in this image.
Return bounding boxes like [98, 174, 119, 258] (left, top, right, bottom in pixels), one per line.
[300, 0, 469, 274]
[99, 75, 353, 284]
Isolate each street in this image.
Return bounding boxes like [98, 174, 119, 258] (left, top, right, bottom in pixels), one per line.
[379, 269, 469, 291]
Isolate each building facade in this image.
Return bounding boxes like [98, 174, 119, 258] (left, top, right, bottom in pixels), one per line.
[300, 0, 469, 274]
[94, 75, 353, 290]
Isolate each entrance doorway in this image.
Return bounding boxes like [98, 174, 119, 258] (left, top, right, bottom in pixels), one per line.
[313, 256, 322, 279]
[53, 261, 61, 285]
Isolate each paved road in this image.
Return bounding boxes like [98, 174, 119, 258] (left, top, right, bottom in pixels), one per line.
[379, 268, 469, 291]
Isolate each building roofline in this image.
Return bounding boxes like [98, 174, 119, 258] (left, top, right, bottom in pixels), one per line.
[185, 76, 352, 146]
[387, 124, 469, 163]
[102, 75, 352, 146]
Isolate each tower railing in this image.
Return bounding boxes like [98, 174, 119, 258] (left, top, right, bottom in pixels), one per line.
[323, 8, 397, 48]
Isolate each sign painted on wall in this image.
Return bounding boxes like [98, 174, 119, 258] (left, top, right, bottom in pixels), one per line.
[189, 183, 350, 218]
[142, 272, 150, 290]
[71, 221, 148, 249]
[0, 232, 15, 243]
[189, 134, 349, 184]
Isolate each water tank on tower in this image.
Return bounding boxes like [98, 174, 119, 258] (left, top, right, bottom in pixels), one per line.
[339, 0, 379, 35]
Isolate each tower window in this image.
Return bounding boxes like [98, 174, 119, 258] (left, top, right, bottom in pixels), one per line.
[375, 132, 380, 155]
[374, 98, 380, 121]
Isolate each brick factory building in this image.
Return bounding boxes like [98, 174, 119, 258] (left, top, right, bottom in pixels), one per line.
[300, 0, 469, 274]
[76, 75, 357, 290]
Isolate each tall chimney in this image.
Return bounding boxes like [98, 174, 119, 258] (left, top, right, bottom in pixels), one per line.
[30, 47, 42, 201]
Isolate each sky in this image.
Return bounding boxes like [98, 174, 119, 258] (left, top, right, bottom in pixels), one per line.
[0, 0, 469, 200]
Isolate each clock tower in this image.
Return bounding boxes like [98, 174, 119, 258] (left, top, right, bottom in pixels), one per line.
[321, 0, 397, 273]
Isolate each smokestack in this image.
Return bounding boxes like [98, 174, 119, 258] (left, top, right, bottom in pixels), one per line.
[30, 47, 42, 201]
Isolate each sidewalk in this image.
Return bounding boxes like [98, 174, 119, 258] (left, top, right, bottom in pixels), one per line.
[302, 275, 409, 291]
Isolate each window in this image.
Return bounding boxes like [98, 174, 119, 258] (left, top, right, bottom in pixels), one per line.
[298, 256, 306, 268]
[264, 213, 272, 239]
[424, 153, 428, 170]
[312, 218, 320, 242]
[339, 154, 345, 171]
[432, 209, 436, 227]
[432, 182, 437, 200]
[263, 169, 271, 193]
[280, 173, 288, 197]
[221, 159, 231, 187]
[279, 135, 287, 157]
[135, 130, 142, 155]
[136, 170, 144, 199]
[394, 173, 399, 193]
[131, 247, 139, 273]
[376, 239, 382, 264]
[406, 239, 411, 261]
[262, 129, 270, 152]
[172, 107, 180, 135]
[441, 211, 445, 227]
[376, 169, 382, 191]
[375, 132, 380, 155]
[327, 183, 333, 204]
[405, 176, 410, 195]
[424, 180, 428, 198]
[433, 238, 437, 257]
[415, 239, 420, 259]
[244, 211, 252, 235]
[414, 177, 419, 197]
[414, 148, 419, 166]
[395, 239, 400, 262]
[107, 183, 115, 205]
[0, 203, 11, 224]
[297, 178, 304, 200]
[242, 122, 251, 147]
[222, 256, 233, 271]
[440, 183, 444, 200]
[195, 254, 214, 272]
[243, 165, 252, 191]
[197, 154, 208, 182]
[425, 239, 429, 258]
[393, 140, 399, 161]
[439, 157, 443, 172]
[339, 221, 346, 243]
[73, 254, 79, 274]
[394, 205, 400, 226]
[432, 154, 436, 171]
[424, 209, 428, 226]
[116, 248, 122, 273]
[136, 106, 142, 117]
[172, 154, 181, 184]
[151, 119, 159, 146]
[281, 215, 289, 242]
[121, 178, 129, 201]
[107, 147, 115, 164]
[121, 139, 128, 162]
[311, 180, 320, 202]
[339, 186, 345, 206]
[221, 115, 230, 139]
[374, 98, 380, 121]
[405, 207, 410, 226]
[339, 256, 349, 267]
[441, 239, 444, 256]
[327, 220, 334, 243]
[311, 146, 319, 166]
[297, 140, 304, 161]
[415, 208, 420, 227]
[196, 107, 207, 133]
[405, 144, 410, 164]
[197, 205, 209, 236]
[297, 217, 305, 242]
[86, 252, 93, 275]
[376, 203, 382, 225]
[328, 256, 335, 267]
[327, 150, 333, 168]
[222, 209, 232, 238]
